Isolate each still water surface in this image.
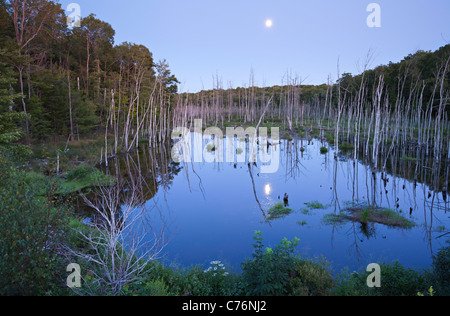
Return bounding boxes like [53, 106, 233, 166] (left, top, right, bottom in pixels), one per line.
[112, 135, 449, 273]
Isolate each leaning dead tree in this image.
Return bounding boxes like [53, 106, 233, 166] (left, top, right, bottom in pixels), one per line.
[64, 175, 166, 296]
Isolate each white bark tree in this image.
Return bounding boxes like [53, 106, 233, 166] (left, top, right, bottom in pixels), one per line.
[65, 177, 166, 296]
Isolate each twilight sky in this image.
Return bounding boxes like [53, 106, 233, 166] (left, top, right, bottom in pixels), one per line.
[60, 0, 450, 92]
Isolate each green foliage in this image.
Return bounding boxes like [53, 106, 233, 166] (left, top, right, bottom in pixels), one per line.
[136, 261, 242, 296]
[240, 233, 334, 296]
[0, 65, 32, 160]
[332, 268, 375, 296]
[121, 278, 170, 297]
[283, 133, 293, 141]
[61, 243, 450, 297]
[66, 164, 96, 181]
[0, 57, 20, 111]
[304, 201, 326, 210]
[375, 262, 428, 296]
[27, 96, 52, 139]
[142, 279, 170, 296]
[333, 262, 429, 296]
[0, 3, 179, 143]
[290, 257, 334, 296]
[240, 231, 300, 296]
[360, 208, 371, 222]
[59, 164, 115, 193]
[339, 142, 355, 151]
[400, 156, 420, 162]
[34, 71, 98, 138]
[155, 59, 180, 97]
[430, 245, 450, 296]
[0, 154, 71, 295]
[323, 205, 416, 229]
[300, 208, 311, 215]
[0, 112, 26, 143]
[205, 143, 217, 153]
[324, 132, 335, 145]
[267, 202, 292, 221]
[417, 287, 436, 297]
[66, 217, 92, 250]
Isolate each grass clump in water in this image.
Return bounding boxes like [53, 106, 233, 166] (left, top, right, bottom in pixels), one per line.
[206, 143, 217, 153]
[283, 133, 293, 141]
[352, 206, 415, 228]
[267, 202, 293, 221]
[305, 201, 326, 210]
[300, 208, 311, 215]
[323, 204, 415, 229]
[339, 142, 355, 151]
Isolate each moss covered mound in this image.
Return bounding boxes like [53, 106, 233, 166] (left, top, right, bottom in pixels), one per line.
[324, 205, 415, 229]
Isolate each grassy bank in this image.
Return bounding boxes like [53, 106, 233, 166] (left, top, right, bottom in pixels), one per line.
[64, 230, 450, 297]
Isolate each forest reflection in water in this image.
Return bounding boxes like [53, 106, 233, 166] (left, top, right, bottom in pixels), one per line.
[84, 133, 449, 273]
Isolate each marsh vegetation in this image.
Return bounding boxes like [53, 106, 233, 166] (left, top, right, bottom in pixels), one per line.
[323, 204, 416, 229]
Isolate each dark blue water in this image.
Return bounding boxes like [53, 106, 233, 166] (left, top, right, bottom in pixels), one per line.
[131, 136, 449, 274]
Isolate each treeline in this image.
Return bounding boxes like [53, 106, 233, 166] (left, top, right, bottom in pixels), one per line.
[0, 0, 179, 149]
[179, 44, 449, 116]
[338, 45, 450, 114]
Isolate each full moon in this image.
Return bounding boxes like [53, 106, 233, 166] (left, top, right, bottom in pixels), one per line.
[264, 184, 272, 195]
[265, 19, 273, 28]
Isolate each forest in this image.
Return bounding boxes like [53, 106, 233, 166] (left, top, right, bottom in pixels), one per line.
[0, 0, 449, 297]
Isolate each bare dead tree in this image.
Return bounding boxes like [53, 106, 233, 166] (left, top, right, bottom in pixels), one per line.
[64, 177, 166, 296]
[372, 75, 384, 170]
[433, 57, 450, 162]
[335, 60, 345, 159]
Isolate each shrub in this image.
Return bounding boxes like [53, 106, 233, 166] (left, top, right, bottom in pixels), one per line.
[283, 133, 293, 141]
[241, 231, 300, 296]
[332, 262, 429, 296]
[142, 279, 170, 296]
[66, 164, 95, 181]
[60, 164, 115, 193]
[332, 268, 374, 296]
[340, 142, 355, 151]
[0, 154, 71, 295]
[375, 262, 428, 296]
[290, 257, 334, 296]
[430, 245, 450, 296]
[142, 261, 242, 296]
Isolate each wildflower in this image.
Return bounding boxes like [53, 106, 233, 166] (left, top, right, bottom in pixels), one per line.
[203, 267, 212, 273]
